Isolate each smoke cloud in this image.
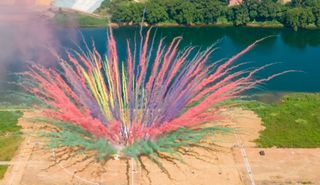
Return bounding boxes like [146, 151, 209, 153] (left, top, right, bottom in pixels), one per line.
[0, 2, 58, 91]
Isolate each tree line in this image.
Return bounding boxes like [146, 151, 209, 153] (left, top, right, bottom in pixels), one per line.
[99, 0, 320, 31]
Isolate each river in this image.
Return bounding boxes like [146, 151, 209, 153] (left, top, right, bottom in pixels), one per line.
[1, 26, 320, 104]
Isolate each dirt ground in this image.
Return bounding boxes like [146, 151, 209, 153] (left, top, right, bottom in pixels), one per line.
[1, 109, 320, 185]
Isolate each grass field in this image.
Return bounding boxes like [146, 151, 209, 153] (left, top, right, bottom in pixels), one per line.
[245, 93, 320, 148]
[53, 13, 107, 27]
[0, 166, 8, 179]
[0, 111, 23, 179]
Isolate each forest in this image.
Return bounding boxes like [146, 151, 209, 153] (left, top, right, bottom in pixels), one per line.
[96, 0, 320, 31]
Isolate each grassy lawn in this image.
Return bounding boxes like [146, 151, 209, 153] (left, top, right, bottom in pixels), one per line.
[0, 166, 8, 179]
[244, 93, 320, 148]
[53, 13, 107, 27]
[0, 111, 23, 179]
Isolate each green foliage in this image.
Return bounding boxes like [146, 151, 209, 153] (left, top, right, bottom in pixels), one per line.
[284, 8, 302, 31]
[229, 5, 250, 26]
[145, 2, 169, 24]
[96, 0, 130, 15]
[202, 1, 228, 23]
[257, 0, 286, 21]
[291, 0, 304, 7]
[169, 1, 196, 24]
[111, 2, 144, 23]
[99, 0, 111, 9]
[244, 93, 320, 148]
[312, 4, 320, 27]
[106, 0, 320, 30]
[95, 0, 111, 15]
[216, 16, 231, 24]
[243, 0, 259, 21]
[284, 7, 315, 31]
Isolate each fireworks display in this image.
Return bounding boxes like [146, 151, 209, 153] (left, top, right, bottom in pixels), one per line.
[22, 28, 290, 151]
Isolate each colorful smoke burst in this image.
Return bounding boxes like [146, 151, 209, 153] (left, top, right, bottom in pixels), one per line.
[22, 28, 291, 156]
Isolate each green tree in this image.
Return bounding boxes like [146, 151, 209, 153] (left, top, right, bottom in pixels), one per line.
[285, 7, 315, 31]
[145, 2, 169, 24]
[300, 8, 315, 27]
[169, 0, 196, 24]
[203, 0, 227, 23]
[108, 0, 320, 28]
[291, 0, 319, 7]
[243, 0, 260, 21]
[291, 0, 304, 7]
[311, 2, 320, 27]
[258, 0, 285, 21]
[100, 0, 111, 8]
[285, 8, 301, 30]
[229, 5, 250, 25]
[111, 3, 144, 24]
[304, 0, 320, 6]
[187, 0, 205, 23]
[314, 8, 320, 27]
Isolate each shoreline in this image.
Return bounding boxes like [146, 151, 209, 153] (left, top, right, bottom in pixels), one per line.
[57, 21, 320, 30]
[51, 9, 319, 30]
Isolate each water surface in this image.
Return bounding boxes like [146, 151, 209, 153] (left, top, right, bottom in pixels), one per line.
[72, 26, 320, 93]
[1, 26, 319, 105]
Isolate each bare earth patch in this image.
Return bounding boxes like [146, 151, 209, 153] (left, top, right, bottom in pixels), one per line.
[1, 110, 319, 185]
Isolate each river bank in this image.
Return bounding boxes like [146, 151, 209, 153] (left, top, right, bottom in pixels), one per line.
[51, 11, 320, 30]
